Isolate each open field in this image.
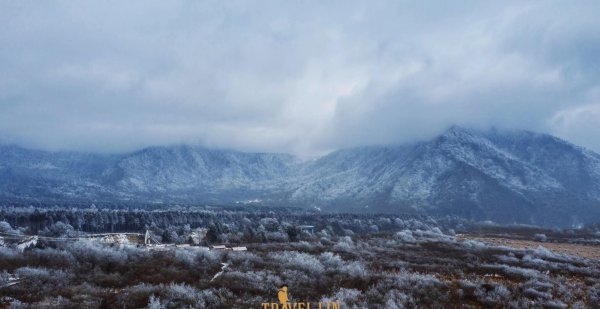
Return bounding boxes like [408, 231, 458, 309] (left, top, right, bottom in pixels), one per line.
[458, 234, 600, 260]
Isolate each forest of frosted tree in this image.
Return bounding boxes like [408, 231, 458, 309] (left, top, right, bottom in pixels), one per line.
[1, 205, 600, 308]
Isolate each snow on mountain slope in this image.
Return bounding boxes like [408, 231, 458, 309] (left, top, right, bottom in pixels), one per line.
[1, 127, 599, 226]
[288, 126, 600, 225]
[291, 127, 561, 205]
[486, 129, 600, 198]
[112, 145, 295, 197]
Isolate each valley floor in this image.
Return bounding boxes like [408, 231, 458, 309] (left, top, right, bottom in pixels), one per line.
[1, 208, 600, 308]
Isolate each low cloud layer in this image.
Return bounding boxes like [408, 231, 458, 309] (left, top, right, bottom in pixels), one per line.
[1, 1, 600, 155]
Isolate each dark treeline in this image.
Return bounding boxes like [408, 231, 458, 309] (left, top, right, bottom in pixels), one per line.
[0, 206, 440, 245]
[3, 205, 600, 243]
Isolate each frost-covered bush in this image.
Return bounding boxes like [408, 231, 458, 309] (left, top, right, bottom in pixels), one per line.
[333, 236, 354, 251]
[542, 300, 567, 309]
[276, 268, 314, 289]
[393, 218, 407, 228]
[587, 283, 600, 305]
[395, 230, 416, 242]
[37, 296, 72, 307]
[552, 277, 576, 304]
[484, 264, 543, 279]
[496, 253, 520, 264]
[534, 233, 547, 242]
[322, 288, 364, 309]
[412, 228, 453, 242]
[396, 272, 443, 291]
[173, 249, 196, 266]
[461, 239, 489, 250]
[521, 253, 550, 268]
[193, 246, 221, 265]
[270, 251, 324, 274]
[147, 295, 165, 309]
[41, 222, 78, 238]
[165, 283, 203, 303]
[29, 247, 76, 267]
[221, 270, 282, 292]
[523, 287, 553, 301]
[521, 278, 555, 302]
[474, 284, 511, 306]
[366, 270, 448, 307]
[120, 283, 162, 304]
[265, 231, 289, 242]
[382, 289, 413, 309]
[142, 283, 224, 308]
[67, 241, 129, 265]
[259, 218, 280, 232]
[227, 251, 263, 266]
[291, 240, 321, 251]
[530, 246, 574, 264]
[320, 252, 344, 271]
[0, 221, 20, 235]
[0, 270, 10, 286]
[7, 299, 25, 308]
[15, 266, 70, 291]
[341, 261, 369, 279]
[16, 266, 51, 279]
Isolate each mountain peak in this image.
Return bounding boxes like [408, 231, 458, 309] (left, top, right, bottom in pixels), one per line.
[439, 125, 475, 138]
[433, 126, 485, 147]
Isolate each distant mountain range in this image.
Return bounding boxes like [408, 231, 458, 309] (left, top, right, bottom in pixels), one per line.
[2, 126, 600, 227]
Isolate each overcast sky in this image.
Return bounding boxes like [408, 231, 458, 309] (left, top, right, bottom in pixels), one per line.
[1, 1, 600, 155]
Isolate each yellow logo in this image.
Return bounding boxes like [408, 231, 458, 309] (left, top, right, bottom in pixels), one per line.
[261, 285, 340, 309]
[278, 285, 288, 305]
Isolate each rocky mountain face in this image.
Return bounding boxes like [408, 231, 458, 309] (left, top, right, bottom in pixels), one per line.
[1, 126, 600, 226]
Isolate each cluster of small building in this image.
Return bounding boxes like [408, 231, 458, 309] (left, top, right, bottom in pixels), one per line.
[144, 243, 248, 251]
[210, 245, 247, 251]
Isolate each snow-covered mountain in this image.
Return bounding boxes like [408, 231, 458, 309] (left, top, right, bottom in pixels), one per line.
[292, 127, 600, 226]
[0, 144, 295, 203]
[108, 145, 296, 202]
[1, 126, 600, 226]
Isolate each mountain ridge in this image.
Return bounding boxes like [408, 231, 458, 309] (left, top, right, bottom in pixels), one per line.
[1, 127, 599, 226]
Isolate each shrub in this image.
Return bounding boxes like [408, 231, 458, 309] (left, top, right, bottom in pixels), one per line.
[270, 251, 324, 274]
[534, 234, 547, 242]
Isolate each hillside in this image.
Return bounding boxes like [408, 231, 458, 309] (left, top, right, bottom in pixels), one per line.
[1, 127, 600, 226]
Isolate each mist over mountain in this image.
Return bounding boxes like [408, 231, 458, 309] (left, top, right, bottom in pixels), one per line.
[1, 126, 600, 227]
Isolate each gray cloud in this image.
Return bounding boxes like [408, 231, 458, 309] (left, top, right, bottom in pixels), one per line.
[1, 1, 600, 155]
